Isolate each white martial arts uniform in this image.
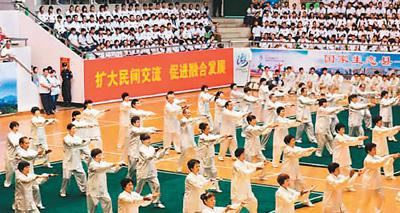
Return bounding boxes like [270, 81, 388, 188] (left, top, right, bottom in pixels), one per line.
[358, 154, 395, 212]
[136, 144, 166, 205]
[372, 125, 399, 177]
[30, 116, 54, 165]
[179, 117, 201, 170]
[326, 93, 346, 136]
[198, 91, 214, 129]
[82, 108, 105, 148]
[183, 172, 214, 213]
[126, 125, 156, 179]
[219, 108, 245, 159]
[87, 160, 120, 213]
[281, 145, 315, 203]
[15, 147, 45, 208]
[332, 133, 363, 189]
[295, 95, 317, 143]
[244, 124, 271, 160]
[213, 98, 227, 134]
[380, 96, 399, 141]
[4, 130, 22, 187]
[60, 133, 88, 195]
[231, 160, 263, 213]
[315, 106, 343, 156]
[163, 100, 183, 153]
[230, 89, 245, 111]
[71, 119, 91, 164]
[273, 115, 299, 167]
[14, 171, 49, 213]
[322, 173, 357, 213]
[202, 206, 227, 213]
[275, 186, 306, 213]
[117, 190, 151, 213]
[118, 100, 132, 159]
[348, 101, 370, 137]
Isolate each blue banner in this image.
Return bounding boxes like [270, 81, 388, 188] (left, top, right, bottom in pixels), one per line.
[250, 48, 400, 76]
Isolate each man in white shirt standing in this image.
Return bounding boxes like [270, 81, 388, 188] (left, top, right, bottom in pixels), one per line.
[38, 68, 53, 115]
[357, 143, 400, 213]
[231, 148, 268, 213]
[4, 121, 22, 188]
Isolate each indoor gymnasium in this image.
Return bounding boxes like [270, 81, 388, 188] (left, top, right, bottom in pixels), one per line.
[0, 0, 400, 212]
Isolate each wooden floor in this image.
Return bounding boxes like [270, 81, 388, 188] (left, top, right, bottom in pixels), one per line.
[1, 88, 399, 213]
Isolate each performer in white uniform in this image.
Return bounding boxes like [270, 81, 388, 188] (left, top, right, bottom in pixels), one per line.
[14, 161, 54, 213]
[315, 98, 344, 157]
[127, 116, 159, 180]
[281, 134, 316, 206]
[322, 162, 360, 213]
[87, 148, 122, 213]
[273, 107, 300, 167]
[213, 91, 227, 134]
[128, 99, 156, 126]
[357, 143, 400, 213]
[332, 123, 368, 191]
[198, 85, 214, 130]
[201, 192, 242, 213]
[348, 94, 375, 138]
[372, 115, 400, 179]
[136, 134, 168, 209]
[15, 136, 50, 209]
[178, 109, 204, 172]
[244, 115, 274, 162]
[198, 122, 231, 193]
[275, 173, 314, 213]
[117, 178, 155, 213]
[163, 91, 188, 154]
[60, 123, 89, 197]
[218, 101, 248, 161]
[4, 121, 22, 187]
[379, 90, 400, 141]
[295, 88, 318, 143]
[30, 106, 56, 168]
[117, 92, 131, 160]
[82, 100, 108, 149]
[71, 110, 91, 165]
[231, 148, 268, 213]
[183, 159, 216, 213]
[229, 83, 245, 112]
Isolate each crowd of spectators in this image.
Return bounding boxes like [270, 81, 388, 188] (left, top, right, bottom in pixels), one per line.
[246, 0, 400, 52]
[36, 2, 219, 58]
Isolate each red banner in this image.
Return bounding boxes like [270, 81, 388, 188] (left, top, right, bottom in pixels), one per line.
[84, 48, 234, 102]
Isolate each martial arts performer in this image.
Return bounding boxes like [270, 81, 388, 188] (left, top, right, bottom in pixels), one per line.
[315, 98, 344, 157]
[275, 173, 314, 213]
[295, 87, 318, 143]
[372, 115, 400, 179]
[136, 134, 168, 208]
[357, 143, 400, 213]
[117, 178, 157, 213]
[332, 123, 368, 191]
[183, 159, 216, 213]
[128, 116, 160, 181]
[379, 90, 400, 141]
[231, 148, 268, 213]
[60, 123, 89, 197]
[198, 85, 214, 130]
[4, 121, 22, 187]
[272, 106, 300, 167]
[30, 106, 56, 168]
[82, 100, 109, 149]
[281, 135, 316, 206]
[87, 148, 123, 213]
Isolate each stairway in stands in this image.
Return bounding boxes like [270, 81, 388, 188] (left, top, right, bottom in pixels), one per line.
[214, 18, 251, 47]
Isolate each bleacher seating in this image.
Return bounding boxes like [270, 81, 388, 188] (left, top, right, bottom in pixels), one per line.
[247, 0, 400, 52]
[35, 2, 218, 58]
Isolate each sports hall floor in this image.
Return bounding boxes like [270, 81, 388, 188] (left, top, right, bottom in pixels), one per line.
[1, 87, 400, 212]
